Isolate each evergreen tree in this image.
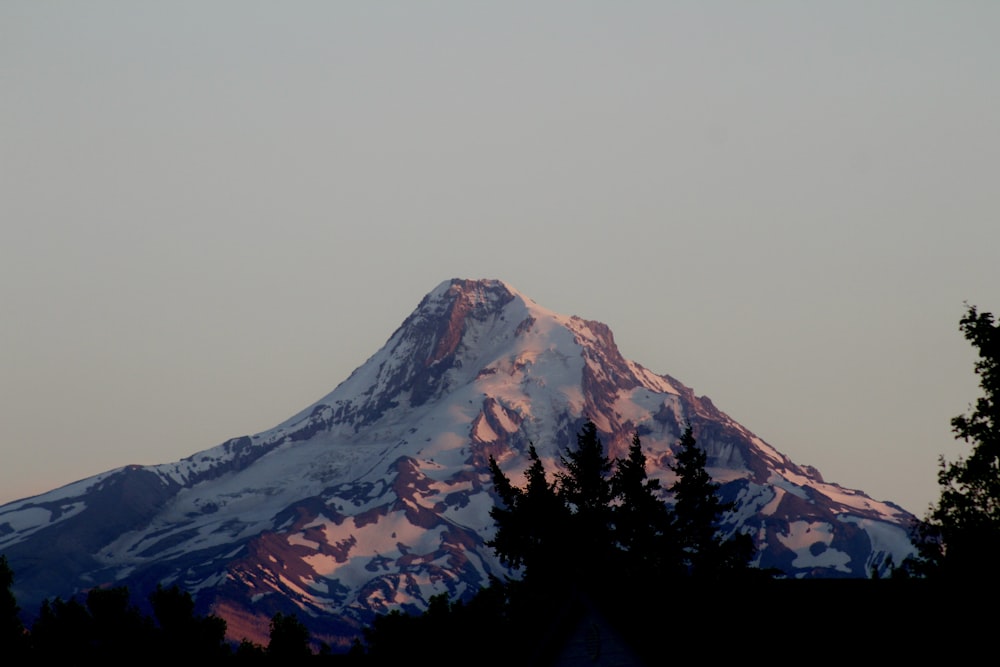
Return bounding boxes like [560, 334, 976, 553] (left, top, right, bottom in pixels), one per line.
[84, 586, 154, 660]
[361, 608, 418, 661]
[611, 433, 682, 578]
[0, 555, 27, 659]
[360, 582, 529, 665]
[31, 589, 149, 660]
[913, 304, 1000, 578]
[555, 421, 616, 577]
[669, 424, 754, 578]
[30, 596, 93, 660]
[266, 611, 312, 661]
[557, 420, 614, 517]
[234, 637, 267, 662]
[488, 422, 623, 592]
[487, 443, 568, 582]
[149, 583, 229, 660]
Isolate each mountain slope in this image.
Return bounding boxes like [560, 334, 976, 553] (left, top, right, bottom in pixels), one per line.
[0, 278, 915, 648]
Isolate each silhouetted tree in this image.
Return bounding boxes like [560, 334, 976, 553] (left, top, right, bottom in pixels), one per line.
[611, 432, 682, 579]
[149, 583, 229, 660]
[669, 424, 755, 578]
[30, 596, 94, 660]
[489, 422, 629, 591]
[28, 584, 230, 662]
[267, 611, 312, 661]
[26, 583, 236, 662]
[234, 637, 267, 663]
[558, 421, 615, 516]
[0, 555, 27, 659]
[912, 304, 1000, 578]
[487, 443, 569, 583]
[360, 578, 542, 665]
[489, 420, 757, 586]
[556, 421, 617, 578]
[85, 586, 153, 660]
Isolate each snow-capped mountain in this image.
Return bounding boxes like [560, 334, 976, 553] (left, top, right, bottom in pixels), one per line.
[0, 278, 915, 648]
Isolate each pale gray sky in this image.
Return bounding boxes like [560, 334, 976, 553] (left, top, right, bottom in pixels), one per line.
[2, 2, 998, 515]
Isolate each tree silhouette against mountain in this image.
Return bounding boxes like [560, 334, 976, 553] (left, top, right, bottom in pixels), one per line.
[0, 555, 27, 660]
[488, 420, 756, 589]
[149, 583, 230, 660]
[910, 303, 1000, 579]
[669, 424, 756, 579]
[29, 586, 152, 661]
[611, 431, 683, 581]
[266, 611, 313, 661]
[487, 443, 570, 586]
[0, 570, 321, 663]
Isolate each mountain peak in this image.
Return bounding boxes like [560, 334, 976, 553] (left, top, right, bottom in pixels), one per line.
[416, 278, 520, 366]
[293, 278, 673, 441]
[427, 277, 521, 305]
[0, 278, 918, 650]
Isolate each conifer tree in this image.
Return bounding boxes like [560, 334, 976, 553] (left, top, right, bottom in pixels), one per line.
[557, 420, 614, 517]
[149, 584, 229, 659]
[267, 611, 313, 660]
[489, 421, 757, 589]
[85, 586, 153, 660]
[913, 304, 1000, 578]
[611, 433, 681, 578]
[669, 424, 754, 578]
[487, 444, 568, 580]
[556, 421, 616, 577]
[30, 597, 92, 660]
[0, 555, 26, 658]
[490, 422, 676, 586]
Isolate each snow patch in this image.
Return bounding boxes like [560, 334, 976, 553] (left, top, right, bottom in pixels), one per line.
[776, 520, 852, 573]
[767, 473, 810, 500]
[288, 532, 322, 550]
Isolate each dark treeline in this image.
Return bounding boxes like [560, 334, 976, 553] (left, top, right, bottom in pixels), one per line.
[4, 303, 1000, 664]
[0, 569, 334, 664]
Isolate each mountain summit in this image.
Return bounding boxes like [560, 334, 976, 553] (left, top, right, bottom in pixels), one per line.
[0, 278, 916, 648]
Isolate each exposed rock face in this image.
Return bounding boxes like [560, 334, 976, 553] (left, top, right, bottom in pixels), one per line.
[0, 278, 916, 649]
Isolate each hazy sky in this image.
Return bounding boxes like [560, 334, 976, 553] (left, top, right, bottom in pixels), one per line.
[2, 2, 998, 515]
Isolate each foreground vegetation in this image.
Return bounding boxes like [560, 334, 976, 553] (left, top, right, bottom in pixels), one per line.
[3, 303, 1000, 663]
[0, 569, 324, 663]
